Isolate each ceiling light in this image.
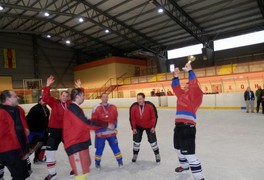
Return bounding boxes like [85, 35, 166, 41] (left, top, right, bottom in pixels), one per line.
[0, 5, 4, 11]
[44, 11, 50, 17]
[66, 40, 71, 44]
[158, 8, 164, 13]
[78, 17, 84, 23]
[105, 29, 110, 33]
[46, 34, 51, 38]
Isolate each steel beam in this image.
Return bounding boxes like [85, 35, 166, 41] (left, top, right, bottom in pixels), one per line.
[257, 0, 264, 18]
[0, 13, 123, 55]
[152, 0, 208, 44]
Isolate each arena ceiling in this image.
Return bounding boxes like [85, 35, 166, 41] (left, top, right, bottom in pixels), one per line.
[0, 0, 264, 58]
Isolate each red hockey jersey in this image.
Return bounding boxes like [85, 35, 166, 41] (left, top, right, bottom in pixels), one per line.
[92, 103, 118, 138]
[0, 106, 29, 156]
[42, 86, 70, 129]
[129, 101, 158, 130]
[171, 70, 203, 125]
[63, 103, 108, 156]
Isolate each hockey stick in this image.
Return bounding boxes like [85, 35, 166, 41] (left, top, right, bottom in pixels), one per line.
[22, 142, 44, 160]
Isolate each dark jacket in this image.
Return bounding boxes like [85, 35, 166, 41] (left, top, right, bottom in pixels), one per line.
[244, 90, 255, 101]
[26, 103, 50, 132]
[261, 90, 264, 101]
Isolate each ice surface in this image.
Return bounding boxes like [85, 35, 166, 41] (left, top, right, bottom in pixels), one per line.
[3, 109, 264, 180]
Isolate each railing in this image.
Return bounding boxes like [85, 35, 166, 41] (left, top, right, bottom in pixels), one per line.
[5, 54, 264, 102]
[88, 73, 127, 99]
[119, 59, 264, 85]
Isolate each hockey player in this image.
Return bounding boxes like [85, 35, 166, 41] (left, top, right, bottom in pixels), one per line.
[0, 90, 30, 180]
[92, 93, 123, 169]
[63, 88, 114, 180]
[42, 75, 81, 180]
[172, 63, 205, 180]
[129, 93, 160, 164]
[26, 97, 50, 164]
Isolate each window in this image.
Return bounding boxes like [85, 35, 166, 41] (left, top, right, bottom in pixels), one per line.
[214, 30, 264, 51]
[169, 64, 175, 72]
[168, 44, 203, 59]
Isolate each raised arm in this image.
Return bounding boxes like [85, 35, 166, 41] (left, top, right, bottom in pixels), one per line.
[42, 75, 57, 107]
[186, 63, 203, 111]
[171, 67, 184, 98]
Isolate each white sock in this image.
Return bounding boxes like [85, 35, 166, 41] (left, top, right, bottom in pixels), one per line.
[46, 150, 57, 175]
[175, 149, 189, 169]
[185, 154, 203, 180]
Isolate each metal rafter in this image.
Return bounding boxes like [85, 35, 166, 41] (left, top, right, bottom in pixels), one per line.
[70, 2, 152, 46]
[39, 0, 107, 41]
[2, 0, 38, 29]
[48, 0, 127, 40]
[29, 0, 92, 32]
[152, 0, 208, 44]
[0, 13, 123, 55]
[257, 0, 264, 18]
[75, 1, 150, 39]
[24, 0, 80, 32]
[1, 1, 162, 54]
[72, 1, 162, 53]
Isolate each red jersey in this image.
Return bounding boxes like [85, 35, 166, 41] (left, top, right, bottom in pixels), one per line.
[171, 70, 203, 125]
[92, 103, 118, 138]
[42, 86, 70, 129]
[63, 103, 108, 156]
[129, 101, 158, 130]
[0, 106, 29, 156]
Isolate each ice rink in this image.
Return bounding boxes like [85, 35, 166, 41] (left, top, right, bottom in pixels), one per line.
[4, 109, 264, 180]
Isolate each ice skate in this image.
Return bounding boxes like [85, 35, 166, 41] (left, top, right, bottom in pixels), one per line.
[118, 161, 123, 168]
[44, 173, 57, 180]
[175, 166, 189, 173]
[155, 154, 161, 164]
[95, 163, 101, 170]
[132, 154, 138, 164]
[70, 170, 74, 177]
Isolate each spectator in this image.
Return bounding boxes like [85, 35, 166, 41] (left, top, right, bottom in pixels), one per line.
[160, 89, 166, 96]
[150, 89, 156, 97]
[255, 86, 262, 113]
[167, 89, 173, 96]
[261, 88, 264, 114]
[155, 89, 161, 97]
[244, 87, 255, 113]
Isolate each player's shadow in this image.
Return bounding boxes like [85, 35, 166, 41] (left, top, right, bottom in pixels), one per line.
[125, 160, 159, 174]
[174, 172, 192, 180]
[90, 160, 158, 175]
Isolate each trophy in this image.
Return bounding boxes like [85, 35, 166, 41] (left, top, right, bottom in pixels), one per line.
[182, 55, 196, 72]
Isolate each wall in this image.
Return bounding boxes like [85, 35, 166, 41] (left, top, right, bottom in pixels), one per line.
[167, 92, 248, 109]
[0, 33, 80, 89]
[0, 76, 12, 90]
[115, 71, 264, 98]
[19, 92, 257, 114]
[74, 63, 116, 89]
[74, 56, 147, 89]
